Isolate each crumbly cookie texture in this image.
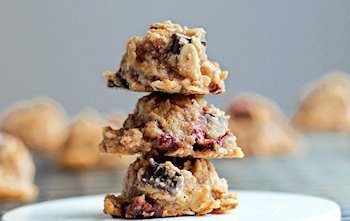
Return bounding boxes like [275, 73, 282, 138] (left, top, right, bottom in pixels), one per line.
[292, 72, 350, 132]
[0, 133, 38, 201]
[104, 155, 238, 218]
[100, 93, 243, 158]
[59, 111, 135, 170]
[1, 97, 68, 153]
[227, 93, 300, 156]
[104, 20, 228, 95]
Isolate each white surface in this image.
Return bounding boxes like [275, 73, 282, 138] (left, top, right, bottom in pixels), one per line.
[2, 191, 341, 221]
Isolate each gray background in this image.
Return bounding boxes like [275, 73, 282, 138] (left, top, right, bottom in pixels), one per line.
[0, 0, 349, 116]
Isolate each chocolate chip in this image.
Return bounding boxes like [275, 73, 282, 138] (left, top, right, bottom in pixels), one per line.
[170, 34, 184, 54]
[195, 139, 216, 150]
[193, 143, 203, 151]
[107, 80, 116, 88]
[107, 69, 129, 89]
[119, 77, 129, 89]
[170, 34, 206, 54]
[152, 155, 187, 168]
[142, 160, 181, 195]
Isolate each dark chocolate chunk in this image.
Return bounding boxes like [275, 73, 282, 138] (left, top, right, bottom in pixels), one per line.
[142, 160, 181, 195]
[193, 143, 203, 151]
[152, 155, 188, 168]
[107, 69, 129, 89]
[107, 80, 116, 88]
[119, 77, 129, 89]
[195, 139, 215, 150]
[170, 34, 184, 54]
[170, 34, 206, 54]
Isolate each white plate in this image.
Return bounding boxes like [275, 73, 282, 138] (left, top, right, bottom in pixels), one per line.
[2, 191, 341, 221]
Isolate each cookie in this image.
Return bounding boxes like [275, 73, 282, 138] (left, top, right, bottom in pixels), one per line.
[100, 93, 243, 158]
[292, 72, 350, 132]
[227, 93, 300, 156]
[104, 155, 238, 218]
[104, 21, 227, 95]
[0, 133, 38, 201]
[59, 110, 135, 170]
[1, 97, 68, 153]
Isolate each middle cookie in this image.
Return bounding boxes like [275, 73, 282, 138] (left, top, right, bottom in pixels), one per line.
[100, 93, 243, 158]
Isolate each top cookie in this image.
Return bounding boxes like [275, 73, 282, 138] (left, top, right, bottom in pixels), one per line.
[105, 21, 228, 95]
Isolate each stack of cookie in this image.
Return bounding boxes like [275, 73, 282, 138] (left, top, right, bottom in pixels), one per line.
[100, 21, 244, 218]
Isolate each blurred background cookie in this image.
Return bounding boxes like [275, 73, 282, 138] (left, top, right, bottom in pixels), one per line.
[291, 72, 350, 132]
[0, 132, 38, 201]
[0, 97, 68, 153]
[227, 93, 301, 157]
[58, 109, 135, 170]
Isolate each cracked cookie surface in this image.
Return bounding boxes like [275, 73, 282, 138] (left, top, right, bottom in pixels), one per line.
[104, 155, 238, 218]
[104, 21, 227, 95]
[100, 93, 243, 158]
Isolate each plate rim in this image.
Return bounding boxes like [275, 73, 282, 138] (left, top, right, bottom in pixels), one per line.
[2, 190, 341, 221]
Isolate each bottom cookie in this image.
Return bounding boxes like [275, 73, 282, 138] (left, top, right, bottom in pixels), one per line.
[104, 155, 238, 218]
